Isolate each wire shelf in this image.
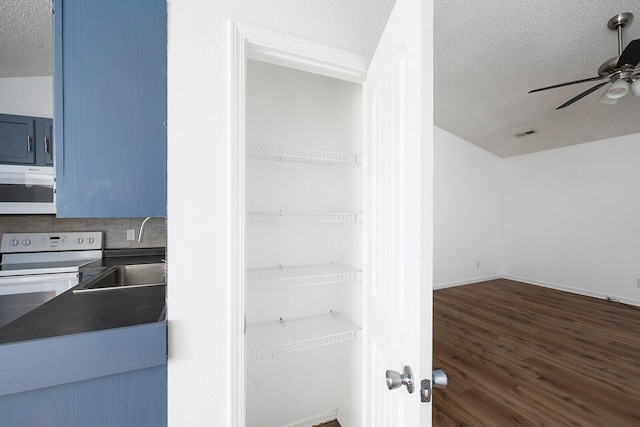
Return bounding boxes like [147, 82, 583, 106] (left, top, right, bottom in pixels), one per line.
[246, 263, 362, 291]
[247, 144, 360, 165]
[245, 312, 361, 361]
[247, 211, 361, 223]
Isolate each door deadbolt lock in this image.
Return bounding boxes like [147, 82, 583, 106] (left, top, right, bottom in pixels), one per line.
[386, 365, 414, 394]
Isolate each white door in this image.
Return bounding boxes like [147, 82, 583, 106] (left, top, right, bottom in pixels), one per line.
[365, 0, 433, 425]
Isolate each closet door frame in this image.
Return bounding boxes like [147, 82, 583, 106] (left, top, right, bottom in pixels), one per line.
[230, 21, 369, 426]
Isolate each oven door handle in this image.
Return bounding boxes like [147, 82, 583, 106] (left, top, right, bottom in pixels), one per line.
[0, 272, 79, 296]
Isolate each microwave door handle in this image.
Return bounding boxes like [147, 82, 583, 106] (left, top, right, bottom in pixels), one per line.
[23, 174, 54, 187]
[0, 174, 53, 188]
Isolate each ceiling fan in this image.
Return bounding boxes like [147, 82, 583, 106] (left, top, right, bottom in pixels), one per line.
[529, 12, 640, 109]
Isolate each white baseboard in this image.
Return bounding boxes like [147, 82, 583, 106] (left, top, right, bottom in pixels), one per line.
[503, 275, 640, 307]
[433, 275, 501, 290]
[277, 410, 337, 427]
[275, 408, 351, 427]
[435, 274, 640, 307]
[336, 409, 351, 427]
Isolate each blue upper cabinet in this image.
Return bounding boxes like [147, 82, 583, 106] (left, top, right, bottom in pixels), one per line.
[0, 115, 53, 166]
[0, 115, 36, 165]
[53, 0, 167, 218]
[38, 118, 54, 166]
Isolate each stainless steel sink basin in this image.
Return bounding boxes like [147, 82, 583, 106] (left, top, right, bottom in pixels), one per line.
[74, 263, 166, 293]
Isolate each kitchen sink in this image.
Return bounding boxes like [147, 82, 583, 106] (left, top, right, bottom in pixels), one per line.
[74, 263, 166, 293]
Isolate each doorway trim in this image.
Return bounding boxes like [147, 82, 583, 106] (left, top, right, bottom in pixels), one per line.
[229, 21, 369, 425]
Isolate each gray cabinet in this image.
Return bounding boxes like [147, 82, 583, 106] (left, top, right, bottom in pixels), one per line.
[53, 0, 167, 218]
[39, 118, 54, 166]
[0, 115, 35, 165]
[0, 114, 52, 166]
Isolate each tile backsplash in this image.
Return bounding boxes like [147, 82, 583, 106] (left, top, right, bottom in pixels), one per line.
[0, 215, 166, 249]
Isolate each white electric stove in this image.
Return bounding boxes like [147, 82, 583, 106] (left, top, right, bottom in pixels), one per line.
[0, 232, 103, 327]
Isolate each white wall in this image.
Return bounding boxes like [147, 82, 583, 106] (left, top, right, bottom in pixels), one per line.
[435, 128, 640, 305]
[433, 126, 502, 288]
[166, 2, 394, 426]
[0, 77, 53, 117]
[244, 60, 363, 427]
[502, 132, 640, 305]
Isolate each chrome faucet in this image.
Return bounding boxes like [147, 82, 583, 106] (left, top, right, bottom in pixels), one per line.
[137, 217, 153, 242]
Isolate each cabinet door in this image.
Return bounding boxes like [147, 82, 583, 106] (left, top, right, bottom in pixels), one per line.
[0, 115, 36, 165]
[38, 119, 54, 166]
[53, 0, 167, 218]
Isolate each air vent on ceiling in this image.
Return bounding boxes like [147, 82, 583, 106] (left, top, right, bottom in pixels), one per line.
[515, 129, 537, 138]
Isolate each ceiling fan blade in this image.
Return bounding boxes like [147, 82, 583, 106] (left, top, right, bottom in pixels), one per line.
[556, 81, 610, 109]
[617, 39, 640, 67]
[529, 75, 607, 93]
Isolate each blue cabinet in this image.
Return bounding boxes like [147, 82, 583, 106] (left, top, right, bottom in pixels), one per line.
[53, 0, 167, 218]
[1, 366, 166, 427]
[0, 114, 53, 166]
[38, 118, 54, 166]
[0, 114, 35, 165]
[0, 323, 167, 426]
[0, 114, 54, 166]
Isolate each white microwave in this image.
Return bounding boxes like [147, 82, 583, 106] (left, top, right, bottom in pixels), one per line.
[0, 165, 56, 214]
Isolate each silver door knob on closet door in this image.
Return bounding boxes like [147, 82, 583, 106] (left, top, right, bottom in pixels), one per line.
[386, 365, 414, 393]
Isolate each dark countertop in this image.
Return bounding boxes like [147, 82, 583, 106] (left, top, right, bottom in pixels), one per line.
[0, 248, 166, 345]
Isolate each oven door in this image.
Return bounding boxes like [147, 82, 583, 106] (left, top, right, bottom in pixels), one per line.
[0, 272, 78, 327]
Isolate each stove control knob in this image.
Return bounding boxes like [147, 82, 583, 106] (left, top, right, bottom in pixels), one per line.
[10, 239, 19, 246]
[22, 239, 31, 246]
[87, 237, 95, 244]
[76, 238, 84, 244]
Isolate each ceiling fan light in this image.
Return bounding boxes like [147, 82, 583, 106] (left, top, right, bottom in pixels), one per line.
[606, 79, 630, 99]
[631, 79, 640, 97]
[599, 91, 618, 104]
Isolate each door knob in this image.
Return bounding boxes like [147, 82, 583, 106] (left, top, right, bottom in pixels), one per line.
[386, 365, 414, 393]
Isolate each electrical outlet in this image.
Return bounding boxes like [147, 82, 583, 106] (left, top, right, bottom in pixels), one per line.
[127, 229, 136, 241]
[476, 261, 480, 269]
[637, 277, 640, 287]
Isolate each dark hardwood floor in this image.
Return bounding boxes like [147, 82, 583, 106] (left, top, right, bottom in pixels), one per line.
[433, 278, 640, 426]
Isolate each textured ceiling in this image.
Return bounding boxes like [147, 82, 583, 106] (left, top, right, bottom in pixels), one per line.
[434, 0, 640, 157]
[0, 0, 52, 77]
[4, 0, 640, 157]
